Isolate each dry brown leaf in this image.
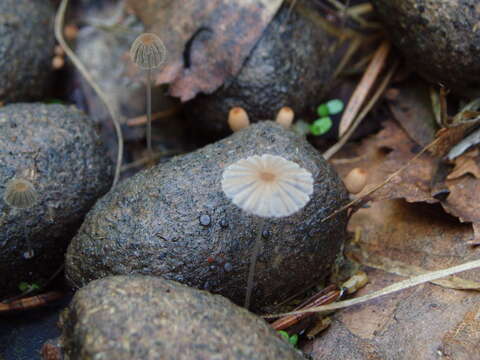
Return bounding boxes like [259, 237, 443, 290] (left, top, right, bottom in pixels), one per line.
[333, 120, 438, 204]
[429, 122, 479, 158]
[126, 0, 283, 101]
[447, 148, 480, 180]
[347, 243, 480, 291]
[303, 200, 480, 359]
[387, 79, 438, 147]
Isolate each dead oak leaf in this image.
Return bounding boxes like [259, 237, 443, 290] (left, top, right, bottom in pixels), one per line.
[447, 148, 480, 180]
[127, 0, 283, 101]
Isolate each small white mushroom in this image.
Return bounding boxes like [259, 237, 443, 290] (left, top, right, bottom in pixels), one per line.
[221, 154, 313, 218]
[221, 154, 314, 309]
[4, 178, 38, 209]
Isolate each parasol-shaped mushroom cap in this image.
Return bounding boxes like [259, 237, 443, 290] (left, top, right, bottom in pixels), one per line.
[4, 178, 38, 209]
[130, 33, 167, 70]
[221, 154, 314, 218]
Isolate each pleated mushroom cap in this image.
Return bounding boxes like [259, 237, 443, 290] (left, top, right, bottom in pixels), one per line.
[130, 33, 167, 70]
[4, 178, 38, 209]
[221, 154, 314, 218]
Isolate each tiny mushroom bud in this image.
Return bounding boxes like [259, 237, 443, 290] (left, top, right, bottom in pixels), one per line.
[343, 167, 367, 194]
[275, 107, 294, 129]
[4, 178, 38, 209]
[52, 56, 65, 70]
[228, 107, 250, 132]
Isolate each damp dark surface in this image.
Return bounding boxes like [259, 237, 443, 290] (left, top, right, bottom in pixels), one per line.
[0, 103, 113, 298]
[372, 0, 480, 94]
[0, 294, 71, 360]
[66, 121, 349, 312]
[0, 0, 55, 103]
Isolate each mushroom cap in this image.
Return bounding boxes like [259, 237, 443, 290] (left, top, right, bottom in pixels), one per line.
[221, 154, 314, 218]
[130, 33, 167, 70]
[4, 178, 38, 209]
[228, 107, 250, 132]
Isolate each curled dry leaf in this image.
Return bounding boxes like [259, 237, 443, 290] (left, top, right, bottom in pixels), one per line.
[126, 0, 283, 101]
[304, 199, 480, 359]
[447, 149, 480, 180]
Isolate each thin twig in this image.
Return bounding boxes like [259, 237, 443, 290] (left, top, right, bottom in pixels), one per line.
[0, 291, 64, 313]
[338, 40, 391, 137]
[126, 106, 180, 126]
[263, 258, 480, 318]
[324, 59, 399, 160]
[323, 136, 441, 222]
[55, 0, 123, 187]
[1, 263, 65, 304]
[270, 285, 340, 331]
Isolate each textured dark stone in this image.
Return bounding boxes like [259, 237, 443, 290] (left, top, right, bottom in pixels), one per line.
[184, 3, 340, 137]
[372, 0, 480, 94]
[0, 103, 113, 297]
[0, 0, 55, 103]
[66, 121, 348, 311]
[59, 275, 304, 360]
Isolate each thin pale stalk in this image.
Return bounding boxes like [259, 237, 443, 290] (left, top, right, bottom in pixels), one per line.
[55, 0, 123, 187]
[146, 68, 153, 161]
[245, 218, 266, 309]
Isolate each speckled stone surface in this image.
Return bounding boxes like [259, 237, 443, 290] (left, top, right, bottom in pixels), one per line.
[0, 0, 55, 103]
[0, 103, 113, 298]
[60, 275, 305, 360]
[66, 121, 348, 311]
[372, 0, 480, 94]
[185, 2, 341, 137]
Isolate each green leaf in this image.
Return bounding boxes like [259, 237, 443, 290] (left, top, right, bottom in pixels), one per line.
[326, 99, 344, 115]
[18, 282, 30, 292]
[18, 282, 40, 292]
[30, 283, 40, 291]
[289, 334, 299, 346]
[316, 103, 329, 117]
[278, 330, 290, 341]
[310, 117, 333, 136]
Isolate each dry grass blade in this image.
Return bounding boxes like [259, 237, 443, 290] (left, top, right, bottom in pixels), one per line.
[55, 0, 123, 187]
[338, 40, 391, 137]
[348, 246, 480, 291]
[324, 59, 399, 160]
[263, 258, 480, 319]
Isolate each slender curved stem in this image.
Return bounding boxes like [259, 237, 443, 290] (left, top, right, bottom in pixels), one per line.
[146, 68, 153, 161]
[245, 218, 266, 309]
[55, 0, 123, 187]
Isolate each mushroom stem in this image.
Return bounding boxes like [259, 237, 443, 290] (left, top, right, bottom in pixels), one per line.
[146, 68, 153, 162]
[244, 217, 266, 309]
